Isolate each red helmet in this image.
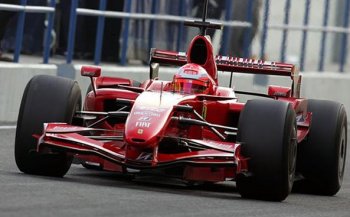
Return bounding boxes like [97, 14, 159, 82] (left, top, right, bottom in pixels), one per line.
[173, 63, 214, 95]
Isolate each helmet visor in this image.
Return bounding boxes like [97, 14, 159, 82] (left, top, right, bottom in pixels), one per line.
[174, 78, 207, 94]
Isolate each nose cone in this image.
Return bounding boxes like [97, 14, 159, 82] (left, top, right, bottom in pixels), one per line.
[124, 91, 181, 148]
[125, 106, 171, 148]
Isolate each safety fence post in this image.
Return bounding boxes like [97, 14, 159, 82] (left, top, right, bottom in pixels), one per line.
[43, 0, 56, 64]
[148, 0, 159, 59]
[221, 0, 233, 56]
[339, 0, 350, 72]
[14, 0, 27, 63]
[176, 0, 186, 52]
[243, 0, 254, 58]
[318, 0, 330, 72]
[299, 0, 311, 72]
[260, 0, 270, 60]
[66, 0, 78, 64]
[280, 0, 291, 62]
[94, 0, 107, 65]
[120, 0, 132, 66]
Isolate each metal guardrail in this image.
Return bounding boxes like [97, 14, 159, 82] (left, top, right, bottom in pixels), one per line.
[0, 0, 55, 63]
[0, 0, 349, 72]
[0, 3, 54, 13]
[67, 0, 251, 66]
[0, 0, 252, 66]
[260, 0, 350, 72]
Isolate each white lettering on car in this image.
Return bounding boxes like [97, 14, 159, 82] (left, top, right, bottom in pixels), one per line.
[133, 111, 160, 117]
[136, 122, 151, 128]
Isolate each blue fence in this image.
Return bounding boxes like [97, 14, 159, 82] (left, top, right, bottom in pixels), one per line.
[0, 0, 349, 72]
[0, 0, 56, 63]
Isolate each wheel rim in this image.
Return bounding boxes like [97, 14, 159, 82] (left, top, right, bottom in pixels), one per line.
[338, 125, 347, 183]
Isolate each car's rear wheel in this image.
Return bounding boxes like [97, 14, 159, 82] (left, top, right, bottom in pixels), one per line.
[295, 99, 347, 195]
[15, 75, 81, 177]
[236, 99, 297, 201]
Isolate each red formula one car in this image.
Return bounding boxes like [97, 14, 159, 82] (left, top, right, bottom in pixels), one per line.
[15, 1, 347, 201]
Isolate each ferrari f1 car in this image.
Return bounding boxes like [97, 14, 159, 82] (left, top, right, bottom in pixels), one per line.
[15, 0, 347, 201]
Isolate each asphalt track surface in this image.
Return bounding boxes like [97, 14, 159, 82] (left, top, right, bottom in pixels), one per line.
[1, 128, 350, 217]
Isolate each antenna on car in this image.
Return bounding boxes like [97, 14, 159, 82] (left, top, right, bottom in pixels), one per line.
[184, 0, 223, 36]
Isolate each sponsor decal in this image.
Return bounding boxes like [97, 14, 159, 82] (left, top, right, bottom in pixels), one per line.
[51, 126, 82, 131]
[135, 106, 166, 113]
[138, 116, 151, 121]
[82, 71, 97, 76]
[136, 122, 151, 128]
[133, 111, 160, 117]
[133, 106, 167, 118]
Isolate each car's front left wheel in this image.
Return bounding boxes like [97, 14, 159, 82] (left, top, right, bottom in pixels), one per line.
[15, 75, 81, 177]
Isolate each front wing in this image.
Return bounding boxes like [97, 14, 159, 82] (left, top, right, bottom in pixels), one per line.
[36, 123, 247, 182]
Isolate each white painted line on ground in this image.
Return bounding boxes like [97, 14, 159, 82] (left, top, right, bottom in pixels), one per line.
[0, 125, 16, 130]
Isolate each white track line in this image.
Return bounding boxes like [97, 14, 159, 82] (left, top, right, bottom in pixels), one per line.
[0, 126, 16, 130]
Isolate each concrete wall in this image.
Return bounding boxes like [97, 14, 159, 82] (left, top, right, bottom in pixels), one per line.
[1, 63, 350, 123]
[0, 64, 57, 123]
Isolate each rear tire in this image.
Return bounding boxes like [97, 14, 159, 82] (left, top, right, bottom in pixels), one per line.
[15, 75, 82, 177]
[236, 99, 297, 201]
[295, 99, 347, 195]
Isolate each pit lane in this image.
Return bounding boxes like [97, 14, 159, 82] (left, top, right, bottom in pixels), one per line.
[1, 128, 349, 217]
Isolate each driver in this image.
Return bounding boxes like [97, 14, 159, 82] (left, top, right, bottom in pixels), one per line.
[173, 63, 215, 95]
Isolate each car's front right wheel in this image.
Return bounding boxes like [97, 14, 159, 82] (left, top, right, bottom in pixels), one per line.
[236, 99, 297, 201]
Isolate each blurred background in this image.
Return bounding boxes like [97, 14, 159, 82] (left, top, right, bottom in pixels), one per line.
[0, 0, 349, 72]
[0, 0, 350, 123]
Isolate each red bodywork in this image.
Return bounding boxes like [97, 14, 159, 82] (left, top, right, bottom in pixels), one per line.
[36, 34, 310, 183]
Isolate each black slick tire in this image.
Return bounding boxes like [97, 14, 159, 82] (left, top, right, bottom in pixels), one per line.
[295, 99, 347, 195]
[15, 75, 82, 177]
[236, 99, 297, 201]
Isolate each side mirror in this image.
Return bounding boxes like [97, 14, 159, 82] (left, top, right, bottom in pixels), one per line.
[81, 66, 101, 77]
[81, 66, 101, 97]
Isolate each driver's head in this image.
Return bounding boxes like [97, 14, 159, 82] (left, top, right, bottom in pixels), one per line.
[173, 63, 214, 95]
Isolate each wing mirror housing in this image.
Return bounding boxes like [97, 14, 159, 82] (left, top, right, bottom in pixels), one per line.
[81, 66, 101, 97]
[81, 66, 101, 77]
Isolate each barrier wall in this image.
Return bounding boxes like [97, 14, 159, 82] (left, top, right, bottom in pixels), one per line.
[1, 63, 349, 123]
[0, 64, 56, 123]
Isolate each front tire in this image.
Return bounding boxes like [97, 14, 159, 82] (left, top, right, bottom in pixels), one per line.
[236, 99, 297, 201]
[15, 75, 82, 177]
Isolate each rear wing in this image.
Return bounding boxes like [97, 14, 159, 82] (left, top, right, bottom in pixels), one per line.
[150, 49, 301, 98]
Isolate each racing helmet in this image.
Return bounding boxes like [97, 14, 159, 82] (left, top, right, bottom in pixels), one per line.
[173, 63, 214, 94]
